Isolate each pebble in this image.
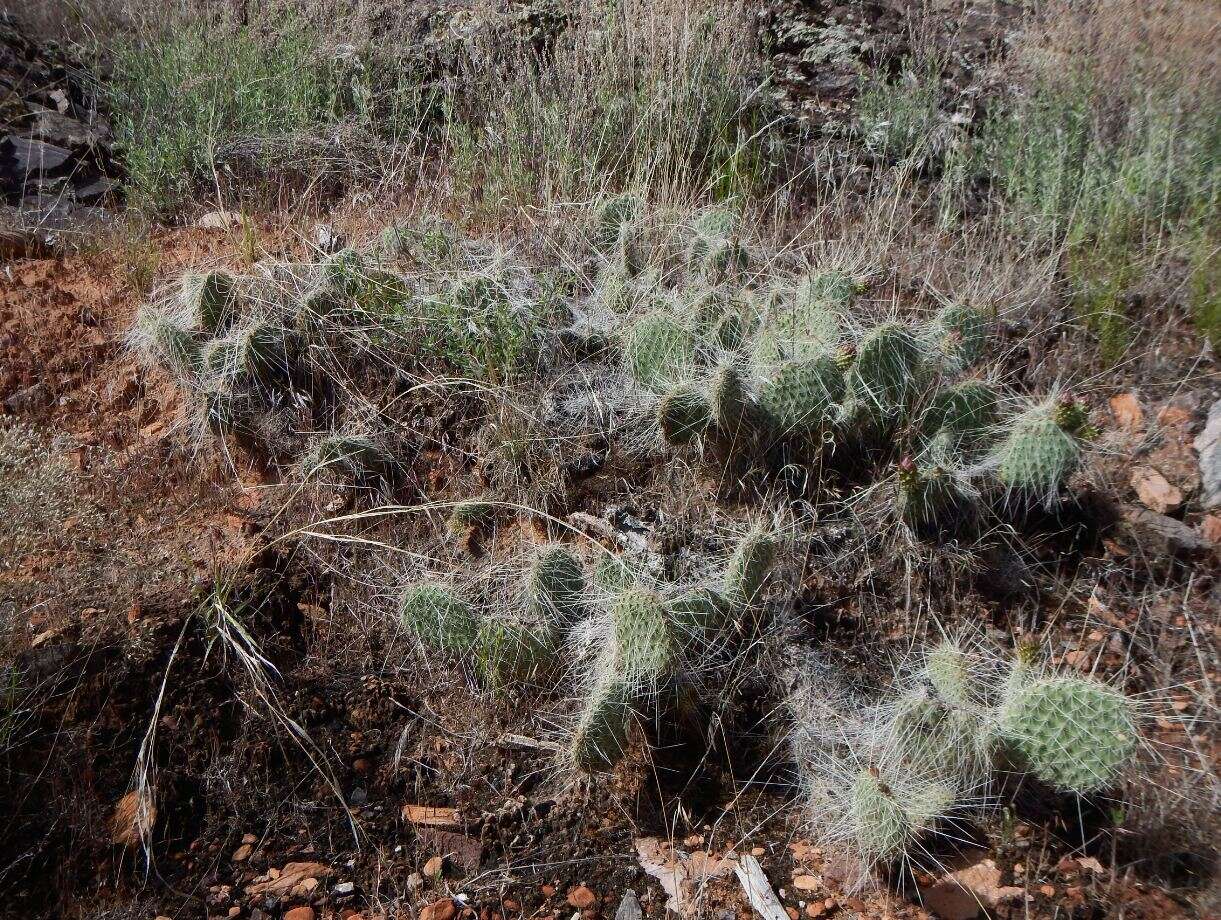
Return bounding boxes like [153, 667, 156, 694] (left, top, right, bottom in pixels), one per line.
[424, 855, 446, 878]
[284, 908, 316, 920]
[232, 843, 253, 862]
[567, 886, 597, 909]
[421, 899, 458, 920]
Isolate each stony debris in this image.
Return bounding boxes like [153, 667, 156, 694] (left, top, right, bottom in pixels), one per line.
[1195, 399, 1221, 510]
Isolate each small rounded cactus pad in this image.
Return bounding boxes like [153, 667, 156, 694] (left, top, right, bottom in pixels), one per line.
[399, 584, 479, 655]
[993, 401, 1083, 498]
[923, 642, 974, 708]
[999, 676, 1137, 793]
[753, 292, 842, 365]
[609, 588, 676, 681]
[136, 307, 200, 380]
[623, 312, 696, 392]
[447, 500, 496, 536]
[848, 769, 950, 863]
[846, 322, 925, 420]
[758, 355, 846, 436]
[794, 270, 857, 307]
[709, 363, 749, 432]
[723, 528, 777, 609]
[932, 303, 989, 370]
[322, 248, 368, 296]
[474, 616, 554, 686]
[314, 434, 396, 482]
[594, 554, 641, 594]
[896, 459, 973, 533]
[922, 380, 998, 445]
[571, 677, 634, 772]
[667, 588, 732, 637]
[181, 269, 238, 334]
[658, 387, 712, 445]
[592, 193, 642, 252]
[526, 545, 587, 624]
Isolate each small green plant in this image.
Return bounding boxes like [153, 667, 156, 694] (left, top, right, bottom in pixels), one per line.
[844, 322, 926, 425]
[446, 501, 497, 538]
[991, 395, 1093, 505]
[399, 584, 480, 655]
[180, 269, 239, 334]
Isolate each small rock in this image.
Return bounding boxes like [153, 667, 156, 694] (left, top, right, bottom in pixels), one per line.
[197, 209, 242, 229]
[1123, 507, 1207, 558]
[242, 833, 258, 845]
[1131, 467, 1184, 514]
[420, 899, 457, 920]
[3, 135, 72, 173]
[232, 843, 253, 862]
[785, 909, 799, 920]
[1109, 392, 1144, 431]
[423, 855, 446, 878]
[284, 909, 316, 920]
[333, 881, 356, 898]
[567, 886, 597, 909]
[791, 875, 819, 892]
[541, 885, 557, 898]
[921, 859, 1023, 920]
[1195, 399, 1221, 510]
[407, 872, 424, 892]
[1200, 514, 1221, 545]
[613, 891, 641, 920]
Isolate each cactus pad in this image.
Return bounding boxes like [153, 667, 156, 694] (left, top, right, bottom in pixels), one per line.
[658, 387, 712, 445]
[447, 501, 496, 536]
[314, 435, 397, 483]
[593, 194, 642, 252]
[624, 312, 696, 392]
[709, 363, 749, 433]
[527, 546, 587, 625]
[723, 528, 776, 609]
[758, 355, 845, 436]
[475, 616, 554, 686]
[753, 294, 842, 365]
[1000, 676, 1137, 793]
[138, 308, 201, 381]
[571, 676, 634, 771]
[933, 303, 989, 371]
[993, 402, 1083, 498]
[848, 769, 949, 863]
[610, 588, 675, 681]
[923, 380, 998, 446]
[845, 322, 925, 421]
[181, 270, 238, 334]
[399, 584, 479, 654]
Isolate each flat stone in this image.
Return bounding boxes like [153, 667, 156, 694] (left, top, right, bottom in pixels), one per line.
[3, 134, 71, 173]
[1123, 506, 1207, 559]
[420, 899, 457, 920]
[284, 908, 315, 920]
[1195, 399, 1221, 510]
[567, 886, 597, 909]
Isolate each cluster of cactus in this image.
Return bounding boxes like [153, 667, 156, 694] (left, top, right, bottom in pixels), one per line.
[815, 639, 1142, 868]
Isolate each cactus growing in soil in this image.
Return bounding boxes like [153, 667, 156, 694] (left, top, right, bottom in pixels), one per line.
[610, 587, 677, 682]
[135, 307, 201, 381]
[624, 312, 696, 392]
[314, 434, 397, 483]
[895, 456, 973, 534]
[657, 387, 712, 446]
[447, 500, 497, 537]
[922, 379, 998, 447]
[723, 527, 777, 610]
[999, 673, 1138, 793]
[757, 355, 846, 437]
[526, 546, 587, 625]
[848, 767, 955, 864]
[570, 675, 634, 771]
[932, 303, 989, 371]
[399, 584, 480, 654]
[474, 616, 555, 687]
[992, 396, 1090, 501]
[181, 269, 239, 334]
[753, 293, 842, 366]
[592, 194, 642, 253]
[708, 363, 749, 433]
[845, 322, 926, 422]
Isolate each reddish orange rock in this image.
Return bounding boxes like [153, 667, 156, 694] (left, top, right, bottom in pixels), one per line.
[421, 899, 457, 920]
[567, 886, 597, 909]
[284, 908, 316, 920]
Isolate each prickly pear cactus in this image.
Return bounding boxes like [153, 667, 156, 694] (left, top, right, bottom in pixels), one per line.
[895, 456, 972, 533]
[757, 355, 846, 437]
[137, 307, 201, 381]
[527, 546, 587, 625]
[593, 194, 642, 253]
[708, 363, 749, 433]
[723, 528, 776, 609]
[475, 616, 554, 687]
[699, 239, 749, 281]
[570, 676, 634, 772]
[845, 322, 925, 422]
[624, 312, 696, 392]
[922, 379, 998, 446]
[668, 588, 732, 636]
[999, 675, 1137, 793]
[323, 248, 368, 297]
[610, 588, 676, 681]
[793, 270, 857, 307]
[932, 303, 989, 371]
[447, 501, 496, 537]
[993, 399, 1085, 500]
[924, 642, 973, 707]
[314, 434, 397, 483]
[181, 270, 238, 334]
[594, 553, 641, 594]
[658, 387, 712, 445]
[848, 768, 951, 863]
[400, 584, 479, 654]
[753, 292, 842, 365]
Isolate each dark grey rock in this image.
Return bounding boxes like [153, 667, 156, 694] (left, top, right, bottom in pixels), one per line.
[3, 134, 71, 173]
[1122, 506, 1207, 559]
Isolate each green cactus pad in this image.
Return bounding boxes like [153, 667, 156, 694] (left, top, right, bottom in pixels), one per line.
[314, 434, 397, 483]
[571, 676, 634, 772]
[592, 194, 642, 253]
[181, 269, 239, 334]
[594, 554, 641, 594]
[758, 355, 846, 436]
[933, 303, 989, 371]
[896, 461, 973, 533]
[753, 293, 842, 365]
[993, 402, 1083, 498]
[138, 308, 201, 381]
[924, 642, 973, 707]
[474, 616, 554, 686]
[447, 501, 496, 536]
[999, 676, 1137, 793]
[699, 239, 749, 281]
[923, 380, 998, 445]
[709, 363, 749, 433]
[668, 588, 732, 636]
[845, 322, 925, 421]
[658, 387, 712, 445]
[322, 248, 368, 297]
[399, 584, 479, 654]
[848, 769, 912, 862]
[623, 312, 696, 392]
[794, 270, 858, 306]
[723, 528, 777, 609]
[610, 588, 675, 681]
[526, 546, 587, 625]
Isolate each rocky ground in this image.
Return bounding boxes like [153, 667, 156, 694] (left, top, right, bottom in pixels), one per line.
[0, 6, 1217, 920]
